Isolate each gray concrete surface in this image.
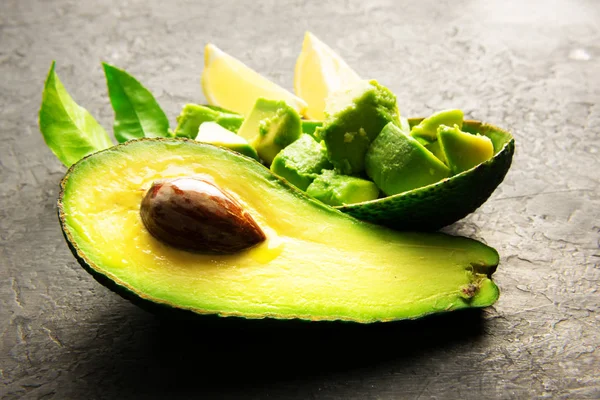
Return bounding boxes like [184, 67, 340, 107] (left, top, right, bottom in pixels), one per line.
[1, 0, 599, 398]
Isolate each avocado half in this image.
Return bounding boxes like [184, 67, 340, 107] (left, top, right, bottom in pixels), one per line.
[337, 119, 514, 231]
[58, 139, 500, 323]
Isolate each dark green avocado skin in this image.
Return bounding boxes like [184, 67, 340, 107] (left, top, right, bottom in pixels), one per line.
[337, 120, 515, 231]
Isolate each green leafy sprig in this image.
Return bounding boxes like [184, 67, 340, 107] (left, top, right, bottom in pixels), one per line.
[39, 61, 170, 166]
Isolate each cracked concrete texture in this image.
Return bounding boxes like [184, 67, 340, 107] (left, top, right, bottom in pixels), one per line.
[1, 0, 599, 398]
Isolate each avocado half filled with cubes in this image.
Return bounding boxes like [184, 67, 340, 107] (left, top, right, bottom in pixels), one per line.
[186, 79, 514, 231]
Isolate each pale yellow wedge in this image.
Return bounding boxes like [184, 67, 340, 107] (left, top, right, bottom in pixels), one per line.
[294, 32, 361, 120]
[202, 44, 307, 116]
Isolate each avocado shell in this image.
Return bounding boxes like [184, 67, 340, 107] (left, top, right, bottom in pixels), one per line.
[337, 119, 514, 231]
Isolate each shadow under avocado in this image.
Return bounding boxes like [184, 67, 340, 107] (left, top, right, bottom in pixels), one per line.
[83, 305, 487, 394]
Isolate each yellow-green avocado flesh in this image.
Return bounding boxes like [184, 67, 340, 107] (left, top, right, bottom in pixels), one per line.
[58, 139, 500, 323]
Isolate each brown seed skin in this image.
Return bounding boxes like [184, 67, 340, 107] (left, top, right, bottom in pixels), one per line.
[140, 177, 266, 254]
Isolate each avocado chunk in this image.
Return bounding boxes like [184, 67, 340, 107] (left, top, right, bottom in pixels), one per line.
[270, 134, 332, 191]
[196, 122, 259, 160]
[215, 113, 244, 133]
[365, 122, 450, 196]
[174, 104, 244, 138]
[425, 140, 448, 165]
[316, 79, 400, 175]
[410, 109, 464, 142]
[438, 124, 494, 174]
[58, 139, 500, 323]
[238, 98, 302, 164]
[301, 120, 323, 138]
[306, 170, 380, 206]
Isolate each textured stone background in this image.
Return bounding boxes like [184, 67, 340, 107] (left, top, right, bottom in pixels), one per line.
[1, 0, 599, 398]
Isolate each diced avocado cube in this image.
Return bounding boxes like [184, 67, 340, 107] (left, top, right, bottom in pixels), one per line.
[238, 98, 302, 165]
[306, 170, 380, 207]
[270, 134, 333, 191]
[196, 122, 259, 160]
[316, 80, 400, 175]
[425, 140, 448, 165]
[301, 120, 323, 138]
[174, 104, 219, 138]
[203, 105, 246, 131]
[174, 104, 244, 138]
[365, 122, 450, 196]
[257, 111, 302, 164]
[410, 109, 464, 142]
[237, 98, 281, 142]
[438, 124, 494, 174]
[216, 113, 245, 132]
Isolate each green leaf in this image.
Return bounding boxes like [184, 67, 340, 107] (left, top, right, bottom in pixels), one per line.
[102, 62, 170, 142]
[39, 61, 113, 167]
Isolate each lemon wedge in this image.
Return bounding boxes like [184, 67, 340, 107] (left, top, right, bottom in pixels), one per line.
[201, 44, 307, 116]
[294, 32, 361, 120]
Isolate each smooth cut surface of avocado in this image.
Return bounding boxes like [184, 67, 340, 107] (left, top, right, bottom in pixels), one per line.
[238, 98, 302, 164]
[338, 119, 514, 231]
[410, 109, 464, 142]
[438, 124, 494, 174]
[174, 104, 244, 138]
[196, 122, 259, 160]
[316, 79, 400, 175]
[365, 122, 450, 196]
[270, 134, 332, 191]
[306, 170, 380, 207]
[58, 138, 500, 323]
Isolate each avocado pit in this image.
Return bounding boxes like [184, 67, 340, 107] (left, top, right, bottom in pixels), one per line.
[140, 177, 266, 254]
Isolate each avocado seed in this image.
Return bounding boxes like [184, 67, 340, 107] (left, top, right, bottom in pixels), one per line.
[140, 177, 266, 254]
